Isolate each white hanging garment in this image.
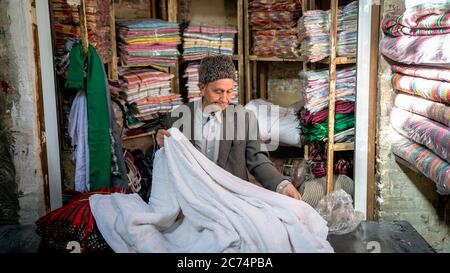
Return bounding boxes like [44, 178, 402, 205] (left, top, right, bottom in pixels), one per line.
[90, 128, 333, 253]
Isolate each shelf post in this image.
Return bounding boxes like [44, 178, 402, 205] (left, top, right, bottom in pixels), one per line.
[326, 0, 338, 194]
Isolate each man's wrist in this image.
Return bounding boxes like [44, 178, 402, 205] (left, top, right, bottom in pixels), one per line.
[276, 180, 292, 193]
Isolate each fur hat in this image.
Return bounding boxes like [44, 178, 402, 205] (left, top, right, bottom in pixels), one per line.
[198, 55, 236, 85]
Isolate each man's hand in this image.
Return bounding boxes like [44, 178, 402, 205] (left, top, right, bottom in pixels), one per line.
[156, 129, 170, 147]
[281, 183, 302, 200]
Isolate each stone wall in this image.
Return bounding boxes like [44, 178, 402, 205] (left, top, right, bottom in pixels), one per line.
[375, 0, 450, 252]
[0, 0, 45, 225]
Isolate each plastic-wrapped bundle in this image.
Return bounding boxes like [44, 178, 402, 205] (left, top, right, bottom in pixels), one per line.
[253, 28, 300, 58]
[298, 10, 330, 62]
[250, 11, 301, 30]
[390, 107, 450, 162]
[337, 1, 358, 57]
[249, 0, 301, 12]
[299, 66, 356, 114]
[244, 99, 302, 146]
[117, 19, 181, 67]
[298, 1, 358, 62]
[182, 24, 236, 61]
[391, 131, 450, 195]
[316, 189, 363, 235]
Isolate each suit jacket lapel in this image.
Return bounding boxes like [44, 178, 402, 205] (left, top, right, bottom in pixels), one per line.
[217, 105, 233, 168]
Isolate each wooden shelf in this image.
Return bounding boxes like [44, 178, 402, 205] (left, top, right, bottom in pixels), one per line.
[121, 130, 156, 141]
[248, 55, 305, 62]
[318, 56, 357, 65]
[333, 142, 355, 151]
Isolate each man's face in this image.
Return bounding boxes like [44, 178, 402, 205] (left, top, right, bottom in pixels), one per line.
[199, 78, 235, 111]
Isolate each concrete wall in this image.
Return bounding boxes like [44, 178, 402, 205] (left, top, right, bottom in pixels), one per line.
[0, 0, 45, 225]
[376, 0, 450, 252]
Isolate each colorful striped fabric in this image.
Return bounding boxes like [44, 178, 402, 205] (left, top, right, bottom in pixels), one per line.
[382, 12, 450, 36]
[402, 2, 450, 28]
[391, 107, 450, 163]
[379, 34, 450, 65]
[391, 73, 450, 103]
[394, 93, 450, 127]
[391, 132, 450, 195]
[391, 64, 450, 82]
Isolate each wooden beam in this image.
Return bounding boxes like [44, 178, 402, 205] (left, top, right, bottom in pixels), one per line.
[259, 62, 267, 99]
[248, 55, 305, 62]
[326, 0, 338, 194]
[237, 0, 245, 104]
[167, 0, 179, 93]
[366, 3, 381, 221]
[109, 0, 118, 80]
[244, 0, 252, 103]
[79, 0, 89, 57]
[334, 142, 355, 151]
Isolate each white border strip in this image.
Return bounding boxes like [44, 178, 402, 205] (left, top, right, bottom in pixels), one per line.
[354, 1, 373, 219]
[36, 0, 63, 209]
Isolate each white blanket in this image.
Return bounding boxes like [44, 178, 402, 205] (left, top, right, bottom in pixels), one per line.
[90, 128, 333, 253]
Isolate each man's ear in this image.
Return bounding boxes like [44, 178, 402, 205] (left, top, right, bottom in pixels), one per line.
[198, 83, 206, 95]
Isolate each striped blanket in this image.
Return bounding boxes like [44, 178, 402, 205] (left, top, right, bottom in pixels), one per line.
[391, 72, 450, 103]
[394, 93, 450, 127]
[391, 107, 450, 163]
[382, 12, 450, 36]
[380, 34, 450, 66]
[391, 132, 450, 195]
[391, 64, 450, 82]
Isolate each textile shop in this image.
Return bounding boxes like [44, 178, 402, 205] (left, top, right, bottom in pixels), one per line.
[0, 0, 448, 254]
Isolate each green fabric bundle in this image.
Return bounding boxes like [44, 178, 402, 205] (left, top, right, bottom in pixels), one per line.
[66, 43, 111, 190]
[302, 114, 355, 142]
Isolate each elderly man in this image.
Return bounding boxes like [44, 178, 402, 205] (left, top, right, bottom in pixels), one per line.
[156, 55, 301, 200]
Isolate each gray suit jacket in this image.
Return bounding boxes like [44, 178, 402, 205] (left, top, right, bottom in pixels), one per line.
[163, 101, 287, 192]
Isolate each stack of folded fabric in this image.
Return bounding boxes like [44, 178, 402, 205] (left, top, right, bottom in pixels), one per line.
[298, 1, 358, 62]
[380, 2, 450, 194]
[298, 66, 356, 142]
[249, 0, 301, 58]
[380, 2, 450, 65]
[182, 24, 237, 61]
[118, 68, 182, 132]
[51, 0, 112, 62]
[337, 1, 358, 57]
[298, 9, 330, 62]
[117, 19, 181, 68]
[183, 62, 201, 102]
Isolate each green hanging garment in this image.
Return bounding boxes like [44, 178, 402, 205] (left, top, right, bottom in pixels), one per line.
[66, 43, 111, 190]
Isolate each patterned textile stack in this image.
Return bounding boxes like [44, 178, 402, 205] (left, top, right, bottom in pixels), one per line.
[183, 62, 201, 102]
[182, 24, 237, 61]
[380, 2, 450, 194]
[51, 0, 112, 62]
[117, 19, 181, 68]
[298, 1, 358, 62]
[298, 66, 356, 143]
[118, 68, 182, 133]
[249, 0, 301, 58]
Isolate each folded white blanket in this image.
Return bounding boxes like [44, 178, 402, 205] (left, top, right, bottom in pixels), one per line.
[90, 128, 333, 253]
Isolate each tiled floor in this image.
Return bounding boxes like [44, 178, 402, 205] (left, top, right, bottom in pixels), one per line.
[0, 224, 41, 253]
